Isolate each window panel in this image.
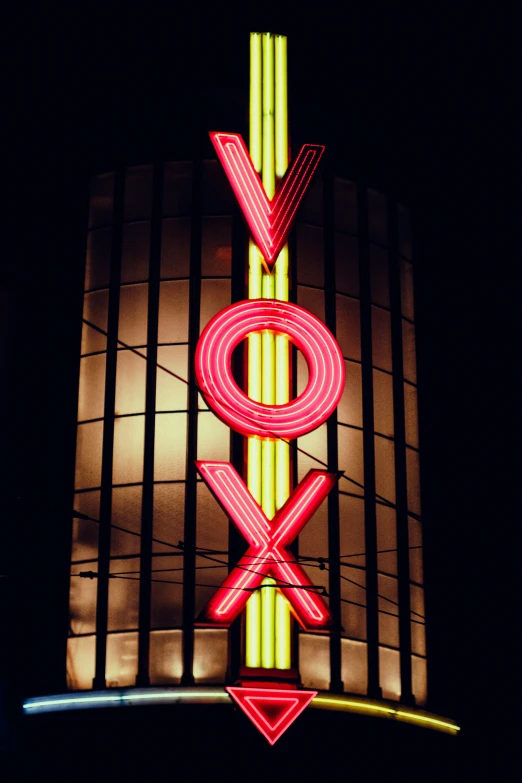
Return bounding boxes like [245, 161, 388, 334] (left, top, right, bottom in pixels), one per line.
[373, 369, 394, 437]
[297, 285, 325, 323]
[371, 306, 392, 372]
[88, 172, 114, 230]
[197, 411, 230, 463]
[370, 245, 390, 308]
[153, 483, 185, 553]
[402, 319, 417, 383]
[411, 619, 427, 657]
[374, 435, 396, 505]
[115, 349, 147, 416]
[341, 638, 368, 695]
[406, 447, 421, 516]
[338, 426, 364, 491]
[195, 482, 228, 617]
[75, 420, 104, 490]
[154, 413, 187, 481]
[368, 189, 388, 247]
[410, 583, 425, 622]
[194, 629, 228, 684]
[163, 162, 192, 217]
[297, 423, 327, 481]
[81, 290, 108, 355]
[408, 516, 423, 584]
[299, 634, 330, 691]
[110, 485, 142, 558]
[124, 165, 153, 221]
[69, 565, 97, 635]
[339, 494, 365, 568]
[341, 567, 367, 640]
[202, 160, 233, 215]
[151, 564, 183, 626]
[78, 354, 106, 422]
[378, 574, 399, 648]
[412, 655, 427, 705]
[404, 381, 419, 448]
[336, 295, 361, 361]
[161, 218, 191, 279]
[118, 283, 148, 347]
[121, 221, 150, 283]
[299, 177, 323, 225]
[201, 217, 232, 277]
[338, 360, 362, 428]
[149, 630, 183, 685]
[379, 646, 401, 701]
[376, 504, 397, 575]
[156, 345, 188, 411]
[113, 415, 145, 485]
[299, 503, 329, 602]
[108, 557, 140, 631]
[335, 233, 359, 298]
[85, 228, 111, 290]
[334, 178, 357, 234]
[400, 259, 415, 321]
[200, 279, 231, 334]
[158, 280, 189, 343]
[67, 635, 95, 691]
[398, 203, 412, 260]
[106, 632, 138, 687]
[71, 490, 100, 563]
[296, 224, 324, 287]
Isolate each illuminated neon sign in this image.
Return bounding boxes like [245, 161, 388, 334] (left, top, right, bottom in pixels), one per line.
[195, 299, 345, 439]
[196, 31, 342, 743]
[196, 462, 336, 629]
[210, 132, 324, 273]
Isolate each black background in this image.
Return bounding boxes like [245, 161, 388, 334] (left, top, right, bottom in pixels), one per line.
[1, 2, 515, 767]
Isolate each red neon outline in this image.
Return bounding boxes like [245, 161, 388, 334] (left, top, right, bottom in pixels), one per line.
[226, 687, 317, 745]
[195, 299, 345, 440]
[210, 132, 324, 272]
[196, 461, 336, 630]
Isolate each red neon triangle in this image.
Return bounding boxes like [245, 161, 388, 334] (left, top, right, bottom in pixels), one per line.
[226, 687, 317, 745]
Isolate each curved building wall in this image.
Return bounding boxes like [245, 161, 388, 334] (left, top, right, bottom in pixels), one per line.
[68, 158, 426, 705]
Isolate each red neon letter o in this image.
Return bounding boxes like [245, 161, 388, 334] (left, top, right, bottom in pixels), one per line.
[195, 299, 345, 439]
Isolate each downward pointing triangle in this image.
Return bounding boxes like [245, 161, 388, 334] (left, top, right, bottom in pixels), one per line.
[226, 687, 317, 745]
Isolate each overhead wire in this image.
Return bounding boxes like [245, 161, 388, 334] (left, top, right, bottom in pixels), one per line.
[82, 317, 421, 521]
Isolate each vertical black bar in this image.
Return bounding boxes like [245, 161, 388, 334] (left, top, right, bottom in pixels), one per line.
[229, 202, 247, 682]
[181, 143, 203, 686]
[388, 200, 415, 704]
[288, 225, 300, 670]
[136, 163, 163, 686]
[324, 161, 343, 692]
[93, 169, 125, 689]
[357, 184, 382, 699]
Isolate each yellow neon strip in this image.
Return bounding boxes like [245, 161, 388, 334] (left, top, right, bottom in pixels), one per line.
[275, 35, 288, 179]
[249, 33, 262, 172]
[262, 33, 275, 199]
[312, 696, 460, 734]
[245, 588, 261, 667]
[245, 34, 265, 656]
[261, 577, 276, 668]
[275, 590, 291, 668]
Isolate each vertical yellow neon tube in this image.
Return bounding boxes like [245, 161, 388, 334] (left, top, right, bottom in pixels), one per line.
[273, 34, 292, 670]
[245, 32, 262, 668]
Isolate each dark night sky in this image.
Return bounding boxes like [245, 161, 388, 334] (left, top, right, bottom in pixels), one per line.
[2, 2, 516, 759]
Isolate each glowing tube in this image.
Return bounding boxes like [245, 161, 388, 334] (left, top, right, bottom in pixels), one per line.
[245, 587, 261, 667]
[249, 33, 262, 172]
[275, 590, 291, 668]
[261, 577, 276, 668]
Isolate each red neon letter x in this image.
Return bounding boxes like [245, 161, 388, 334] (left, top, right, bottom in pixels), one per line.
[196, 461, 336, 631]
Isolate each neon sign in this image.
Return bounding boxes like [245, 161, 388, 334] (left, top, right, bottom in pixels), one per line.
[195, 299, 345, 439]
[210, 133, 324, 272]
[196, 31, 343, 743]
[196, 462, 336, 629]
